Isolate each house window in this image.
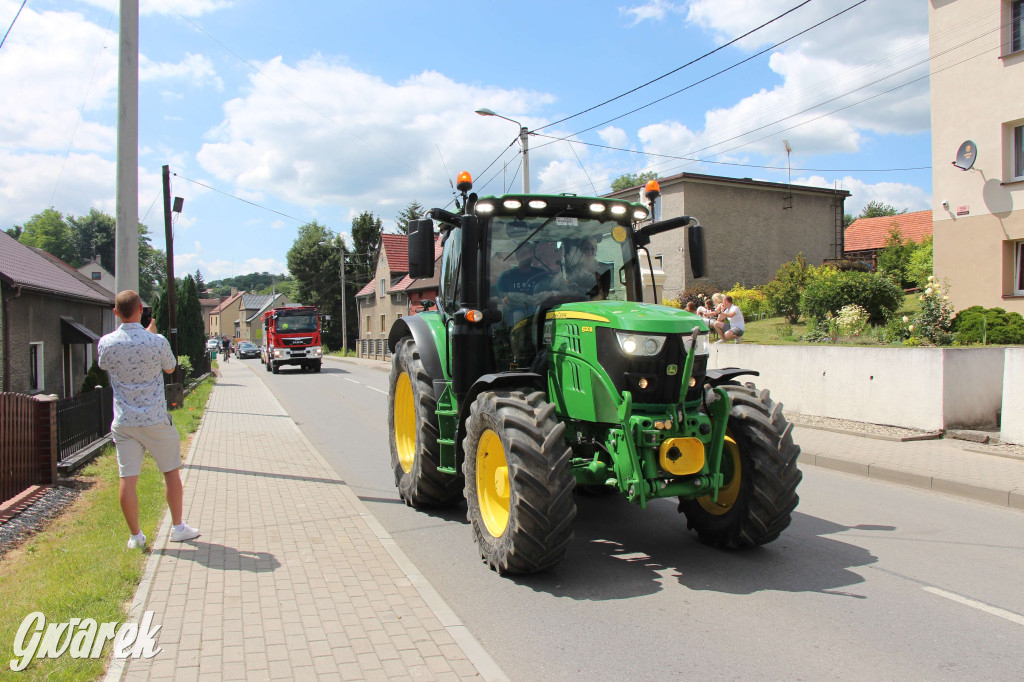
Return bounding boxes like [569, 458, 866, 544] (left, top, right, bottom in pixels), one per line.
[1013, 0, 1023, 53]
[365, 315, 371, 334]
[1015, 241, 1024, 295]
[1015, 124, 1024, 180]
[380, 314, 386, 332]
[91, 271, 102, 280]
[379, 279, 386, 297]
[655, 254, 664, 269]
[29, 342, 43, 392]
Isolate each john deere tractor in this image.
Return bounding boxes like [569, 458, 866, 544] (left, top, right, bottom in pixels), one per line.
[387, 172, 801, 574]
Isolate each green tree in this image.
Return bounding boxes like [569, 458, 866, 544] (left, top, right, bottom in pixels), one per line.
[857, 200, 907, 220]
[153, 283, 170, 336]
[18, 208, 78, 263]
[876, 226, 916, 289]
[762, 253, 813, 324]
[194, 269, 207, 298]
[907, 235, 933, 288]
[610, 171, 658, 192]
[68, 208, 116, 270]
[5, 226, 22, 239]
[287, 221, 344, 349]
[138, 223, 165, 303]
[395, 201, 426, 235]
[176, 275, 206, 373]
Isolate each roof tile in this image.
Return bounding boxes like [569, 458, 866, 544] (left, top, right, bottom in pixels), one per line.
[0, 232, 112, 304]
[845, 210, 932, 252]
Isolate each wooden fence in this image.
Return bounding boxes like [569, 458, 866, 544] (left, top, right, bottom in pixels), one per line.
[0, 393, 57, 504]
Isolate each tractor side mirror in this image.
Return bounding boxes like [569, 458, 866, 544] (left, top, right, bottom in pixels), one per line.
[634, 215, 691, 248]
[408, 219, 435, 278]
[688, 222, 707, 279]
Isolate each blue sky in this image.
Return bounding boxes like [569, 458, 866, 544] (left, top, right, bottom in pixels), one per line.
[1, 0, 940, 281]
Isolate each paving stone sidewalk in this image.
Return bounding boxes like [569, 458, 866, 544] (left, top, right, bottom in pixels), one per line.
[116, 360, 499, 682]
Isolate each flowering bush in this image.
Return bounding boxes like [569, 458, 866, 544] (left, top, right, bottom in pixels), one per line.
[910, 277, 955, 345]
[662, 298, 682, 309]
[835, 304, 869, 338]
[726, 283, 770, 319]
[799, 270, 903, 325]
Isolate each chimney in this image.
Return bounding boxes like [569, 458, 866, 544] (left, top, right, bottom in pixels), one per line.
[231, 287, 238, 296]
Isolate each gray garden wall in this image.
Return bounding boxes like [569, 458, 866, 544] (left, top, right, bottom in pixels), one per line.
[708, 345, 1005, 432]
[1000, 349, 1024, 445]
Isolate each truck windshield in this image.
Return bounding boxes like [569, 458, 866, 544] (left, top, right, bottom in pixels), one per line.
[275, 314, 317, 333]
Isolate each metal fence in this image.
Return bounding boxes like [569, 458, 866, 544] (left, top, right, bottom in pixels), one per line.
[55, 387, 113, 463]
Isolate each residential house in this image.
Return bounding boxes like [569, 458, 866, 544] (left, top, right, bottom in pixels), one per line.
[930, 0, 1024, 313]
[238, 293, 290, 342]
[76, 258, 115, 294]
[0, 232, 113, 396]
[606, 172, 850, 301]
[200, 298, 221, 336]
[209, 290, 243, 339]
[356, 234, 441, 358]
[843, 210, 933, 268]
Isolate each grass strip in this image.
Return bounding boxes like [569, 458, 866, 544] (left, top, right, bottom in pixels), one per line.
[0, 376, 214, 681]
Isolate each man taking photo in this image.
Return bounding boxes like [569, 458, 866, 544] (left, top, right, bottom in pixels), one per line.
[98, 290, 201, 549]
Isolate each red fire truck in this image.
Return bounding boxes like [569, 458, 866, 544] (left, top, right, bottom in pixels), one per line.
[261, 305, 324, 374]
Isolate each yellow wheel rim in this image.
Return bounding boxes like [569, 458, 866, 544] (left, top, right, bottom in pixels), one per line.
[476, 429, 510, 537]
[698, 435, 741, 516]
[394, 372, 416, 473]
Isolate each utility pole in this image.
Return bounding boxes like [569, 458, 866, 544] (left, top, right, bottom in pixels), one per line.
[162, 166, 179, 381]
[114, 0, 139, 294]
[519, 125, 530, 194]
[339, 244, 347, 355]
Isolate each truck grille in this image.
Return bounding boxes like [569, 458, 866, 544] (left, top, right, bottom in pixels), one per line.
[281, 337, 313, 346]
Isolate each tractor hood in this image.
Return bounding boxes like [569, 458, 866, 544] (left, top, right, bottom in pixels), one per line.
[545, 300, 708, 334]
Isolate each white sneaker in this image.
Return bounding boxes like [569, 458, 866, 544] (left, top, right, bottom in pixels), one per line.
[170, 523, 201, 542]
[127, 532, 147, 549]
[713, 339, 724, 344]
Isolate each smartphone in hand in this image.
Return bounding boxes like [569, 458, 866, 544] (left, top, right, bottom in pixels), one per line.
[140, 306, 153, 328]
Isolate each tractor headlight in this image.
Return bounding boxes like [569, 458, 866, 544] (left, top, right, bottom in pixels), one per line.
[684, 334, 710, 356]
[616, 331, 666, 357]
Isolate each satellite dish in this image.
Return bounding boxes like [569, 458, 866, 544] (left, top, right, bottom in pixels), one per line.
[953, 140, 976, 171]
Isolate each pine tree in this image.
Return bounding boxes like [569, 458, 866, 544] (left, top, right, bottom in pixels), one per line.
[153, 283, 169, 336]
[395, 201, 425, 235]
[176, 275, 206, 372]
[194, 269, 207, 298]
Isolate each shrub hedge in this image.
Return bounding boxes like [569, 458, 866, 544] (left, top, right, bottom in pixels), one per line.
[800, 270, 902, 325]
[952, 306, 1024, 344]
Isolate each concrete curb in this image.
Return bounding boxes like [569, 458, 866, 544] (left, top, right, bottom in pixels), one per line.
[324, 354, 390, 373]
[799, 450, 1022, 511]
[792, 421, 943, 443]
[255, 363, 509, 682]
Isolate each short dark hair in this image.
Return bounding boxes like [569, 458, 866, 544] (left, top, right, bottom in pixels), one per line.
[725, 295, 734, 304]
[115, 290, 142, 319]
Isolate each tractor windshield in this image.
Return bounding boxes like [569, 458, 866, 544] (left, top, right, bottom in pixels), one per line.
[485, 213, 642, 369]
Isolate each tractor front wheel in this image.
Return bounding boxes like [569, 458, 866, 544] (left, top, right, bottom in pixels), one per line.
[463, 390, 576, 574]
[679, 383, 801, 548]
[388, 337, 463, 507]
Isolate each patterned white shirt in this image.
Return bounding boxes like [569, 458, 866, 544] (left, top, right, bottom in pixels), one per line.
[98, 323, 177, 427]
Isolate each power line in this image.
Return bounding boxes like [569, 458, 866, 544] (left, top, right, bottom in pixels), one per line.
[534, 0, 869, 149]
[0, 0, 27, 51]
[172, 172, 307, 223]
[534, 0, 816, 132]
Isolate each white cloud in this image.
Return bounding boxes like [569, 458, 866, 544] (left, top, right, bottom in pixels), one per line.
[196, 56, 558, 210]
[796, 174, 930, 215]
[174, 255, 288, 279]
[662, 0, 930, 162]
[597, 126, 629, 149]
[620, 1, 683, 25]
[140, 53, 223, 91]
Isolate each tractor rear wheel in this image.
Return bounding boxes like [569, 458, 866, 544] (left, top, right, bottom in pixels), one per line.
[463, 390, 576, 574]
[679, 382, 801, 548]
[388, 337, 463, 507]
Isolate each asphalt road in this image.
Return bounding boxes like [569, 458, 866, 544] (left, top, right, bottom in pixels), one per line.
[242, 356, 1024, 681]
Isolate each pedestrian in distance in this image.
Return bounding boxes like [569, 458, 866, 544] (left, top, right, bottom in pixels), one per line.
[713, 294, 746, 343]
[98, 290, 201, 549]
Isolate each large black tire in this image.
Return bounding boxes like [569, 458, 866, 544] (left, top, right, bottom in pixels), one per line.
[463, 390, 576, 574]
[679, 382, 801, 548]
[313, 361, 322, 373]
[388, 337, 463, 507]
[271, 360, 279, 374]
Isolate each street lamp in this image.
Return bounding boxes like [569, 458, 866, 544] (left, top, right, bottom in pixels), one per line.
[320, 239, 348, 355]
[475, 107, 530, 193]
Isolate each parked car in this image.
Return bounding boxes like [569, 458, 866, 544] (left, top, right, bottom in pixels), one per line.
[236, 341, 260, 359]
[206, 339, 220, 351]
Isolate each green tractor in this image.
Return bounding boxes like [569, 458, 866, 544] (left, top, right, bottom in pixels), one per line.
[387, 172, 801, 574]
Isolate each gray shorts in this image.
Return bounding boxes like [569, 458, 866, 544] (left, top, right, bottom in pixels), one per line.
[730, 328, 745, 337]
[112, 418, 181, 478]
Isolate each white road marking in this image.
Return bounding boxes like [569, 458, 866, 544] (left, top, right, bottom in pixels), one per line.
[344, 377, 387, 394]
[923, 586, 1024, 627]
